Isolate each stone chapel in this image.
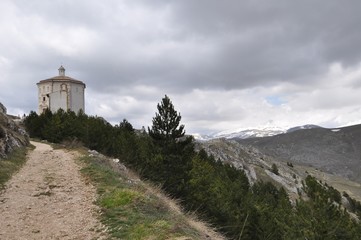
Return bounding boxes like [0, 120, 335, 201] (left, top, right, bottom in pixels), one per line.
[37, 66, 86, 114]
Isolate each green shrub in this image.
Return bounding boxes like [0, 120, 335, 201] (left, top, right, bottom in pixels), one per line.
[271, 163, 279, 175]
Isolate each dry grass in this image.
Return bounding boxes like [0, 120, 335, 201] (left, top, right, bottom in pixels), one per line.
[143, 184, 225, 240]
[0, 146, 32, 190]
[78, 151, 225, 239]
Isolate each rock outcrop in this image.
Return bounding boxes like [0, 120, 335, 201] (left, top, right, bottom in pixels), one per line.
[0, 103, 28, 158]
[0, 102, 6, 114]
[197, 139, 303, 198]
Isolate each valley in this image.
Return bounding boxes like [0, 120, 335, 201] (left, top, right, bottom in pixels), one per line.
[198, 123, 361, 202]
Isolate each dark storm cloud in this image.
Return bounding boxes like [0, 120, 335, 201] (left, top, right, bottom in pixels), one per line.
[161, 0, 361, 89]
[16, 0, 361, 93]
[64, 0, 361, 94]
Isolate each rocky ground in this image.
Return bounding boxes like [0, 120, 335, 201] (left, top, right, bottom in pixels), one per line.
[0, 111, 28, 159]
[199, 137, 361, 203]
[0, 141, 107, 240]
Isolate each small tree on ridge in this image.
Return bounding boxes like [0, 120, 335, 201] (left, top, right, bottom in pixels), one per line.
[148, 95, 185, 142]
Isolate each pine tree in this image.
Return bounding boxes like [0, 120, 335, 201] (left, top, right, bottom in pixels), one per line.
[148, 95, 192, 197]
[148, 95, 185, 142]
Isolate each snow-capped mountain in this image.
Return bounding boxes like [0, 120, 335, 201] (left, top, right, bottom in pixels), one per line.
[194, 124, 321, 140]
[213, 127, 286, 139]
[286, 124, 321, 133]
[193, 126, 287, 140]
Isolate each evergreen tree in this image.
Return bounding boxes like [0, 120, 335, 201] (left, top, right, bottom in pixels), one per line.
[23, 111, 42, 138]
[148, 95, 185, 142]
[271, 163, 279, 175]
[119, 119, 134, 132]
[148, 95, 193, 197]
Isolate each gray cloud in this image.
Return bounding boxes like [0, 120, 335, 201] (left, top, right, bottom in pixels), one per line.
[1, 0, 361, 133]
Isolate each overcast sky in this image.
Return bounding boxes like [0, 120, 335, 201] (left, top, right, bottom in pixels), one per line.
[1, 0, 361, 135]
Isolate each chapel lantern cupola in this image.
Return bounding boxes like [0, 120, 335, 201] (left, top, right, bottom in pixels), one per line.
[58, 65, 65, 76]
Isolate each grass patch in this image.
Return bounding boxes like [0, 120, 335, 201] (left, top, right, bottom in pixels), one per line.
[100, 189, 143, 208]
[79, 154, 202, 239]
[0, 146, 31, 190]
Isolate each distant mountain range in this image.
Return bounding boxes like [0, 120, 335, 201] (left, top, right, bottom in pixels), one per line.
[194, 124, 321, 140]
[236, 123, 361, 183]
[197, 123, 361, 202]
[286, 124, 321, 133]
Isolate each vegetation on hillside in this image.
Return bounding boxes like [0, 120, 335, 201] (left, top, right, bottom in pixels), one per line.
[24, 95, 361, 239]
[79, 153, 216, 239]
[0, 146, 31, 190]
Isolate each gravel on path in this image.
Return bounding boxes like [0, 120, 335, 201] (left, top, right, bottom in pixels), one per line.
[0, 141, 106, 240]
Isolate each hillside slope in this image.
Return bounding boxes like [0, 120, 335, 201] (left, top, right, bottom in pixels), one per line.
[0, 104, 28, 158]
[79, 146, 226, 239]
[237, 124, 361, 183]
[197, 139, 304, 199]
[198, 124, 361, 203]
[0, 141, 224, 239]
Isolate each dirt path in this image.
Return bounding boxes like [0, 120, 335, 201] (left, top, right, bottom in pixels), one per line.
[0, 141, 106, 240]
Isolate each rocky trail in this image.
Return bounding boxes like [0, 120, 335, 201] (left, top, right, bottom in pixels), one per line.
[0, 141, 106, 240]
